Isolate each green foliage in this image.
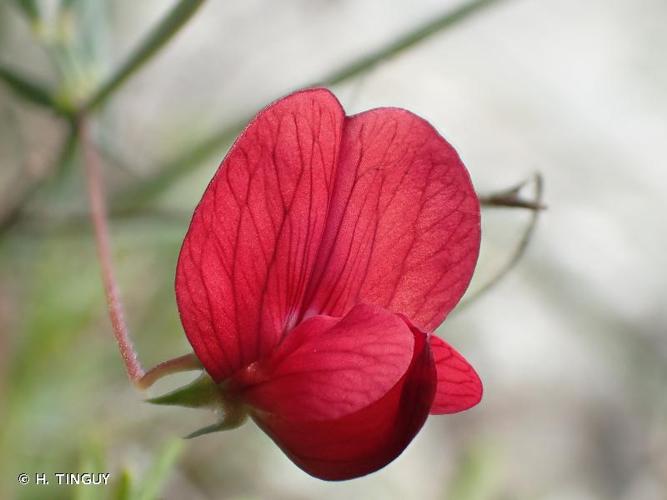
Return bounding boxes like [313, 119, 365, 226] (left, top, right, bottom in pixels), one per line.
[111, 469, 132, 500]
[134, 440, 184, 500]
[0, 64, 59, 111]
[84, 0, 207, 111]
[443, 443, 501, 500]
[13, 0, 39, 23]
[319, 0, 505, 86]
[74, 441, 106, 500]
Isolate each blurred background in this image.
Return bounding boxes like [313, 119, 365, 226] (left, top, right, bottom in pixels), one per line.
[1, 0, 665, 499]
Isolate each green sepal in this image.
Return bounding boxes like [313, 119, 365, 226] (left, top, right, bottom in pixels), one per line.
[147, 372, 249, 438]
[146, 373, 219, 409]
[185, 409, 248, 439]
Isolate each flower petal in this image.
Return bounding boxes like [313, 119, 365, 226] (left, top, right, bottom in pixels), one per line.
[234, 303, 436, 480]
[302, 108, 480, 331]
[175, 89, 345, 381]
[429, 334, 482, 414]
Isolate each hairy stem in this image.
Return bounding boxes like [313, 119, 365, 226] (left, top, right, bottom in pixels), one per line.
[138, 353, 202, 390]
[79, 116, 145, 383]
[80, 116, 203, 389]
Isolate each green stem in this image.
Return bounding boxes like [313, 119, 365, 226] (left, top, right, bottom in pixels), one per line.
[112, 118, 247, 213]
[318, 0, 505, 86]
[0, 1, 208, 236]
[110, 0, 506, 213]
[83, 0, 207, 111]
[0, 63, 60, 111]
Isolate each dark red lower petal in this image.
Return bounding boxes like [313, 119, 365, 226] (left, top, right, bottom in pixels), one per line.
[233, 304, 436, 480]
[428, 335, 482, 414]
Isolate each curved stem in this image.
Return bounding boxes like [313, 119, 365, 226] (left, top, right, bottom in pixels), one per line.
[80, 116, 202, 389]
[478, 175, 547, 210]
[79, 116, 145, 383]
[457, 172, 545, 312]
[138, 353, 202, 390]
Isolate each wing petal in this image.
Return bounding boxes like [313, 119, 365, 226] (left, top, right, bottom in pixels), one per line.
[429, 334, 482, 414]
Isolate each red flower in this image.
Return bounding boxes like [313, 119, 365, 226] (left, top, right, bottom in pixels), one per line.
[175, 88, 482, 480]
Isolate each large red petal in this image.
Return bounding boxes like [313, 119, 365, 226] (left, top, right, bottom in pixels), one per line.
[175, 89, 345, 381]
[429, 335, 482, 414]
[302, 108, 480, 331]
[233, 304, 436, 480]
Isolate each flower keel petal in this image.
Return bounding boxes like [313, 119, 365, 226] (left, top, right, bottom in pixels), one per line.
[235, 304, 437, 480]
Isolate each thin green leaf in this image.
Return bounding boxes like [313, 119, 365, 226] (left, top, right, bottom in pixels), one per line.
[13, 0, 40, 22]
[0, 63, 60, 111]
[135, 439, 184, 500]
[84, 0, 207, 111]
[110, 0, 506, 214]
[443, 444, 500, 500]
[111, 469, 132, 500]
[75, 440, 106, 500]
[318, 0, 506, 86]
[111, 118, 245, 214]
